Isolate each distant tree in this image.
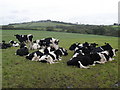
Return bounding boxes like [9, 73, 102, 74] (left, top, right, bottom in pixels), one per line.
[92, 26, 105, 35]
[2, 25, 14, 30]
[46, 26, 54, 31]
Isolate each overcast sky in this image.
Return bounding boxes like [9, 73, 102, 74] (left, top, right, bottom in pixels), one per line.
[0, 0, 119, 25]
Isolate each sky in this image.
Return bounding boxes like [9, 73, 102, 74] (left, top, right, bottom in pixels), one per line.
[0, 0, 119, 25]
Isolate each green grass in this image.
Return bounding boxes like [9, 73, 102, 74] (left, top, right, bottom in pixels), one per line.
[2, 30, 119, 88]
[12, 22, 72, 29]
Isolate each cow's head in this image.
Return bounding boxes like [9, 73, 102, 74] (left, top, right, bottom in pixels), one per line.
[59, 47, 68, 56]
[69, 43, 79, 51]
[90, 43, 98, 47]
[83, 42, 89, 47]
[104, 43, 113, 50]
[54, 39, 59, 45]
[50, 39, 59, 50]
[112, 49, 118, 57]
[9, 40, 14, 44]
[2, 40, 5, 43]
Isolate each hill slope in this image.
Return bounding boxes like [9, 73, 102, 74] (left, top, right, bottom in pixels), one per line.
[2, 20, 119, 37]
[9, 20, 73, 29]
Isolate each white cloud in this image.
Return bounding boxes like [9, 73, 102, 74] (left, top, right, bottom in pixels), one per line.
[0, 0, 119, 25]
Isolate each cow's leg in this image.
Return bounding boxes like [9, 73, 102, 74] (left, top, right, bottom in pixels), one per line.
[32, 56, 37, 61]
[46, 56, 54, 64]
[35, 56, 40, 61]
[94, 61, 102, 64]
[28, 41, 33, 50]
[109, 57, 114, 61]
[89, 64, 95, 66]
[39, 55, 47, 61]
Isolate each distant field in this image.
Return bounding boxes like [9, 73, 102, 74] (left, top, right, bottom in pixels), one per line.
[2, 30, 119, 88]
[12, 22, 72, 29]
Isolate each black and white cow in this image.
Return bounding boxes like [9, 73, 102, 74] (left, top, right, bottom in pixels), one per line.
[0, 40, 11, 49]
[15, 43, 29, 56]
[69, 42, 113, 54]
[69, 42, 98, 56]
[39, 47, 68, 64]
[14, 34, 33, 43]
[91, 43, 113, 54]
[67, 49, 118, 69]
[9, 40, 19, 47]
[26, 46, 68, 64]
[32, 37, 59, 50]
[26, 48, 44, 61]
[41, 37, 59, 50]
[31, 39, 45, 50]
[14, 34, 33, 49]
[26, 46, 55, 61]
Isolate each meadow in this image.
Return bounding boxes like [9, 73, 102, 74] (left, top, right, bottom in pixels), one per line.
[2, 30, 119, 88]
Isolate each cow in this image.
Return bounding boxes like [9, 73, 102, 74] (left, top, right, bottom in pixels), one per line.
[41, 37, 59, 50]
[90, 43, 113, 54]
[67, 49, 118, 69]
[14, 34, 33, 43]
[69, 42, 113, 55]
[39, 47, 68, 64]
[32, 37, 59, 50]
[9, 40, 19, 47]
[69, 42, 98, 57]
[69, 42, 98, 52]
[31, 39, 45, 50]
[26, 48, 44, 61]
[0, 40, 11, 49]
[31, 42, 41, 50]
[26, 46, 56, 61]
[15, 43, 29, 56]
[14, 34, 33, 49]
[26, 46, 68, 64]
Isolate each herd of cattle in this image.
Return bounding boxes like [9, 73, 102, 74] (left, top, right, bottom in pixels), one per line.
[1, 34, 118, 68]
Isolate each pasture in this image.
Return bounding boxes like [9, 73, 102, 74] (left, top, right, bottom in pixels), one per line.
[2, 30, 119, 88]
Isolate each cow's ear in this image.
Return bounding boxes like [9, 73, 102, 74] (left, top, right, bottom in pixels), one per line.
[105, 42, 107, 44]
[78, 43, 80, 45]
[105, 42, 109, 45]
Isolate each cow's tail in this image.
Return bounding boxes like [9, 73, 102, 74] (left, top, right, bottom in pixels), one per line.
[78, 61, 90, 69]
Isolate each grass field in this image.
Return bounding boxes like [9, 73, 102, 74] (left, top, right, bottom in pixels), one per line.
[2, 30, 119, 88]
[12, 21, 72, 29]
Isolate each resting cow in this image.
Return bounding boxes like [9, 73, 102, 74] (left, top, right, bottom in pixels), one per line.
[0, 40, 11, 49]
[67, 49, 118, 69]
[26, 46, 68, 64]
[9, 40, 19, 47]
[68, 42, 118, 68]
[15, 43, 29, 56]
[32, 37, 59, 50]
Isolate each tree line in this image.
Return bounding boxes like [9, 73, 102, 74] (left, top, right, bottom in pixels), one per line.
[2, 24, 119, 37]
